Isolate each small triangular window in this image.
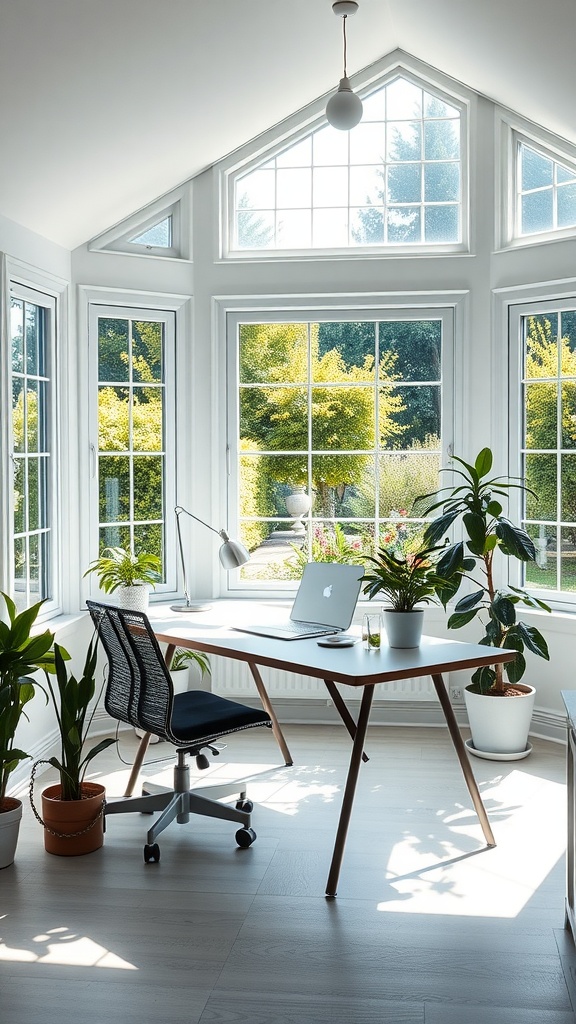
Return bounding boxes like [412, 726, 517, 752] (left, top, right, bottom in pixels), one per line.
[130, 216, 173, 248]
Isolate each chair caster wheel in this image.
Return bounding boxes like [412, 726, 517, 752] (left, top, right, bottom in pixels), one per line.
[235, 826, 256, 848]
[236, 799, 253, 813]
[144, 842, 160, 863]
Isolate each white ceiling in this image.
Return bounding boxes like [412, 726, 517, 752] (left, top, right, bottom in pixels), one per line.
[1, 0, 575, 250]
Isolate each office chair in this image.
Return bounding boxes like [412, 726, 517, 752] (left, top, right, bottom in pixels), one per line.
[86, 600, 272, 863]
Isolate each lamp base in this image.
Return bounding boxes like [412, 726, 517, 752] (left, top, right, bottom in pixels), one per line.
[170, 601, 213, 613]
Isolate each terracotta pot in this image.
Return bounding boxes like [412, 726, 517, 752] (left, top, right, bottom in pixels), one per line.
[0, 797, 23, 869]
[41, 782, 105, 856]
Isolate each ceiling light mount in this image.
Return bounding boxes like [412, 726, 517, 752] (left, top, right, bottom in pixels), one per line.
[326, 1, 363, 131]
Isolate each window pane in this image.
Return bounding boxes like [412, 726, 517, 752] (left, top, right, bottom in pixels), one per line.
[239, 323, 308, 384]
[237, 168, 275, 209]
[130, 217, 172, 248]
[380, 451, 441, 514]
[424, 119, 460, 160]
[562, 454, 576, 520]
[277, 209, 311, 247]
[388, 164, 421, 203]
[521, 190, 553, 234]
[277, 168, 311, 208]
[313, 166, 349, 207]
[561, 527, 576, 591]
[557, 183, 576, 228]
[98, 318, 129, 381]
[312, 208, 349, 247]
[311, 387, 375, 450]
[525, 524, 556, 589]
[521, 146, 553, 190]
[99, 456, 130, 521]
[350, 207, 384, 244]
[379, 320, 442, 381]
[237, 210, 274, 249]
[133, 388, 163, 451]
[134, 456, 164, 519]
[525, 381, 557, 448]
[386, 79, 422, 119]
[525, 453, 556, 519]
[11, 299, 23, 372]
[425, 205, 459, 243]
[349, 165, 384, 205]
[424, 163, 459, 202]
[133, 321, 163, 381]
[387, 122, 421, 162]
[99, 387, 129, 451]
[25, 303, 39, 375]
[387, 206, 420, 242]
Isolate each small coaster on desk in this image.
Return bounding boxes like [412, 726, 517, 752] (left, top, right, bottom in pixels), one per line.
[317, 635, 357, 648]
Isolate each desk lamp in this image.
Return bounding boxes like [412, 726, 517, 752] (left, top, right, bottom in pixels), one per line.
[170, 504, 249, 612]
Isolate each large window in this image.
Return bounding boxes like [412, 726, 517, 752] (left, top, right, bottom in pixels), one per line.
[229, 313, 451, 588]
[10, 285, 56, 610]
[88, 306, 176, 586]
[229, 74, 464, 255]
[518, 304, 576, 597]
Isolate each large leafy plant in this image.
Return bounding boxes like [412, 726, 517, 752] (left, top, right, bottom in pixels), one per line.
[84, 546, 161, 593]
[0, 594, 58, 804]
[43, 639, 114, 800]
[419, 448, 550, 694]
[361, 541, 449, 612]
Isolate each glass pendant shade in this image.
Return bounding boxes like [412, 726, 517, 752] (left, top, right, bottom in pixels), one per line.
[326, 76, 363, 130]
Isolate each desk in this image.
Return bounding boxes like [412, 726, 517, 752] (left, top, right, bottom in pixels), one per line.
[143, 605, 515, 896]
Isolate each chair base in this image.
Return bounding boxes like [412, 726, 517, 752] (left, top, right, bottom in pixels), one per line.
[104, 752, 254, 852]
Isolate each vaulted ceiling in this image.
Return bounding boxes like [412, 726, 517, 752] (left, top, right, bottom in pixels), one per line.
[2, 0, 575, 250]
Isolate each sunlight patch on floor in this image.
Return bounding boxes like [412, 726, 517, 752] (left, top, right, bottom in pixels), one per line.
[378, 769, 566, 917]
[0, 924, 137, 969]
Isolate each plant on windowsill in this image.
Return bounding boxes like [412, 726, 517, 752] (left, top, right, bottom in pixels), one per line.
[361, 540, 450, 648]
[30, 638, 115, 855]
[83, 546, 162, 612]
[0, 593, 58, 868]
[418, 447, 551, 758]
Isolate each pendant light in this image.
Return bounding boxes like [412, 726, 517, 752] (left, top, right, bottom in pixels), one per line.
[326, 1, 363, 131]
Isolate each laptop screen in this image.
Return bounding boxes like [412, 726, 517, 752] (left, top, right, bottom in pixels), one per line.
[290, 562, 363, 630]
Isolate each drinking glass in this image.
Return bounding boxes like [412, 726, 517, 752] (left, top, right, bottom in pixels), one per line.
[362, 612, 381, 650]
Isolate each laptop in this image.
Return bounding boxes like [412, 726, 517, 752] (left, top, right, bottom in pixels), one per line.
[233, 562, 363, 641]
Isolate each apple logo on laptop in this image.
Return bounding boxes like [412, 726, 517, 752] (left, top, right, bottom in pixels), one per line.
[323, 584, 333, 599]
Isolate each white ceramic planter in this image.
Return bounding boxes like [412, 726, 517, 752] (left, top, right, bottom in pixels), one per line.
[0, 798, 23, 869]
[285, 487, 311, 532]
[382, 608, 424, 648]
[118, 585, 150, 612]
[464, 683, 536, 756]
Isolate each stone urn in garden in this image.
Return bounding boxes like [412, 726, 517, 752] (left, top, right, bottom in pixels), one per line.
[285, 486, 311, 532]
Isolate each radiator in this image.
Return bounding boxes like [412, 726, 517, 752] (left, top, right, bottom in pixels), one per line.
[210, 654, 437, 701]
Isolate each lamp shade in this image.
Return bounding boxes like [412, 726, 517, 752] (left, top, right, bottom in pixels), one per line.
[326, 77, 363, 130]
[218, 532, 250, 569]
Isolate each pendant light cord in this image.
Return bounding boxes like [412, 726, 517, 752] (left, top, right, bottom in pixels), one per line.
[342, 15, 348, 77]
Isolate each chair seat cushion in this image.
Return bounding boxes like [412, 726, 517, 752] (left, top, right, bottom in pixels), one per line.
[170, 689, 270, 743]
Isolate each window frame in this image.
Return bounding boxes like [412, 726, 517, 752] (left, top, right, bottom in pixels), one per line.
[219, 67, 470, 261]
[497, 114, 576, 250]
[509, 291, 576, 610]
[83, 299, 180, 601]
[1, 261, 67, 618]
[219, 293, 463, 597]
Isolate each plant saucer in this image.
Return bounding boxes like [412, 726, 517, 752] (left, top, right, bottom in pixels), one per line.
[464, 737, 533, 761]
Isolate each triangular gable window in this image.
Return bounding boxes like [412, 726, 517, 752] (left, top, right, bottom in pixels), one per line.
[129, 215, 173, 248]
[225, 71, 466, 257]
[89, 193, 189, 259]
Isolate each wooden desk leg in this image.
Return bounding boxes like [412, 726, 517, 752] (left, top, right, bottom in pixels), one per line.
[248, 661, 293, 766]
[326, 685, 375, 898]
[431, 672, 496, 848]
[324, 679, 369, 763]
[124, 732, 152, 797]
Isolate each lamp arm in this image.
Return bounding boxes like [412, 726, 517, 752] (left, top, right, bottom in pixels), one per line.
[174, 504, 223, 538]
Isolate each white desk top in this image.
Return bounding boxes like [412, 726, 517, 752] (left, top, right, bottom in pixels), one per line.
[147, 602, 515, 689]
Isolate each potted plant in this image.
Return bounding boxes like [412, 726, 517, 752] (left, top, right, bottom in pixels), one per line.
[361, 540, 449, 648]
[84, 546, 161, 611]
[419, 447, 550, 757]
[0, 593, 58, 868]
[30, 638, 115, 855]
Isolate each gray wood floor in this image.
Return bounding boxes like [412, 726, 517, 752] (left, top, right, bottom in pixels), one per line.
[3, 724, 576, 1024]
